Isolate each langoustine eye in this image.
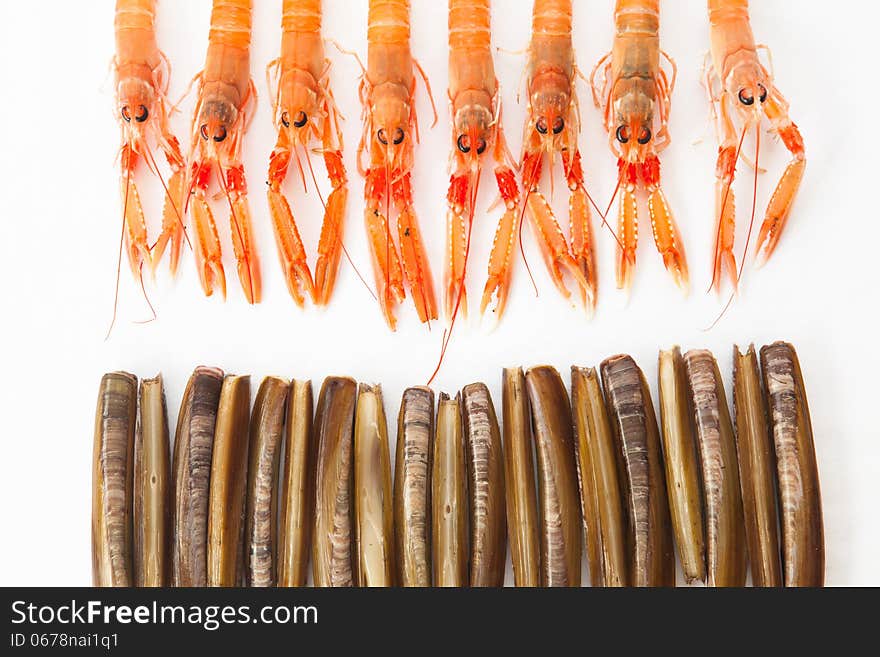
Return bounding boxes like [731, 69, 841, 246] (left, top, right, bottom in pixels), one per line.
[457, 134, 487, 155]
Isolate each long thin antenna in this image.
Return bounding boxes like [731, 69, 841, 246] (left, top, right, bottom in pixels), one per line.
[706, 122, 761, 330]
[105, 162, 132, 340]
[427, 165, 481, 386]
[707, 123, 748, 294]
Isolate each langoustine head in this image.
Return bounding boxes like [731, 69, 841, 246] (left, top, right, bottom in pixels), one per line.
[117, 77, 156, 147]
[724, 52, 770, 126]
[278, 70, 322, 147]
[452, 90, 493, 172]
[197, 97, 238, 147]
[612, 80, 654, 163]
[528, 70, 571, 152]
[370, 85, 411, 170]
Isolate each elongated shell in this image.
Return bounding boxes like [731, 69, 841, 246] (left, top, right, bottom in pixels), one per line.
[278, 380, 314, 587]
[571, 366, 627, 587]
[245, 377, 288, 587]
[760, 342, 824, 587]
[502, 368, 540, 587]
[525, 366, 581, 587]
[354, 383, 395, 586]
[134, 374, 171, 587]
[93, 372, 137, 587]
[657, 348, 706, 584]
[684, 349, 746, 587]
[733, 345, 782, 587]
[313, 376, 357, 587]
[172, 366, 223, 587]
[432, 393, 468, 587]
[394, 387, 434, 586]
[207, 375, 251, 587]
[461, 383, 507, 587]
[601, 355, 674, 587]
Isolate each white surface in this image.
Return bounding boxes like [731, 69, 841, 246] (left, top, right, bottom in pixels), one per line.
[0, 0, 876, 586]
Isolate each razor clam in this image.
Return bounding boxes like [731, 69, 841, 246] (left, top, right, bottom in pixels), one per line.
[733, 345, 782, 587]
[172, 366, 223, 587]
[313, 376, 357, 587]
[461, 383, 507, 587]
[601, 355, 674, 587]
[684, 349, 746, 587]
[93, 372, 137, 587]
[502, 368, 539, 587]
[278, 380, 314, 587]
[207, 375, 251, 587]
[245, 377, 288, 587]
[657, 348, 706, 584]
[432, 393, 468, 587]
[394, 386, 434, 586]
[134, 375, 171, 587]
[525, 366, 581, 587]
[760, 342, 824, 587]
[571, 366, 627, 587]
[354, 384, 395, 586]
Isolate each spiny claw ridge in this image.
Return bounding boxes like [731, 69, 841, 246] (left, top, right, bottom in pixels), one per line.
[444, 207, 469, 322]
[755, 158, 806, 267]
[121, 177, 152, 277]
[268, 189, 315, 307]
[711, 180, 737, 294]
[648, 187, 689, 294]
[152, 169, 186, 277]
[364, 207, 405, 331]
[569, 186, 597, 316]
[314, 186, 349, 306]
[615, 187, 638, 294]
[229, 197, 261, 305]
[397, 207, 438, 324]
[525, 192, 590, 304]
[191, 196, 226, 300]
[480, 206, 519, 319]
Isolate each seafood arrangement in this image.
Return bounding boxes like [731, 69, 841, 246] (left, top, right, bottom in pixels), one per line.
[92, 341, 824, 587]
[94, 0, 828, 590]
[107, 0, 807, 333]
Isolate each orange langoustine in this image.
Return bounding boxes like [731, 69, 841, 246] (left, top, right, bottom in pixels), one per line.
[267, 0, 349, 307]
[706, 0, 806, 293]
[519, 0, 599, 316]
[186, 0, 261, 304]
[591, 0, 688, 294]
[359, 0, 438, 330]
[113, 0, 187, 280]
[443, 0, 521, 322]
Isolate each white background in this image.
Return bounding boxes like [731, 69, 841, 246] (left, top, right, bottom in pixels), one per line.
[0, 0, 877, 586]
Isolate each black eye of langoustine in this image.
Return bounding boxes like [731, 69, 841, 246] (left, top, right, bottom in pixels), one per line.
[536, 118, 548, 134]
[758, 84, 768, 103]
[281, 112, 290, 128]
[200, 124, 227, 142]
[552, 117, 564, 134]
[637, 127, 651, 145]
[458, 135, 488, 155]
[616, 125, 630, 143]
[134, 105, 149, 123]
[293, 111, 308, 128]
[738, 88, 755, 106]
[392, 128, 405, 145]
[121, 106, 131, 123]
